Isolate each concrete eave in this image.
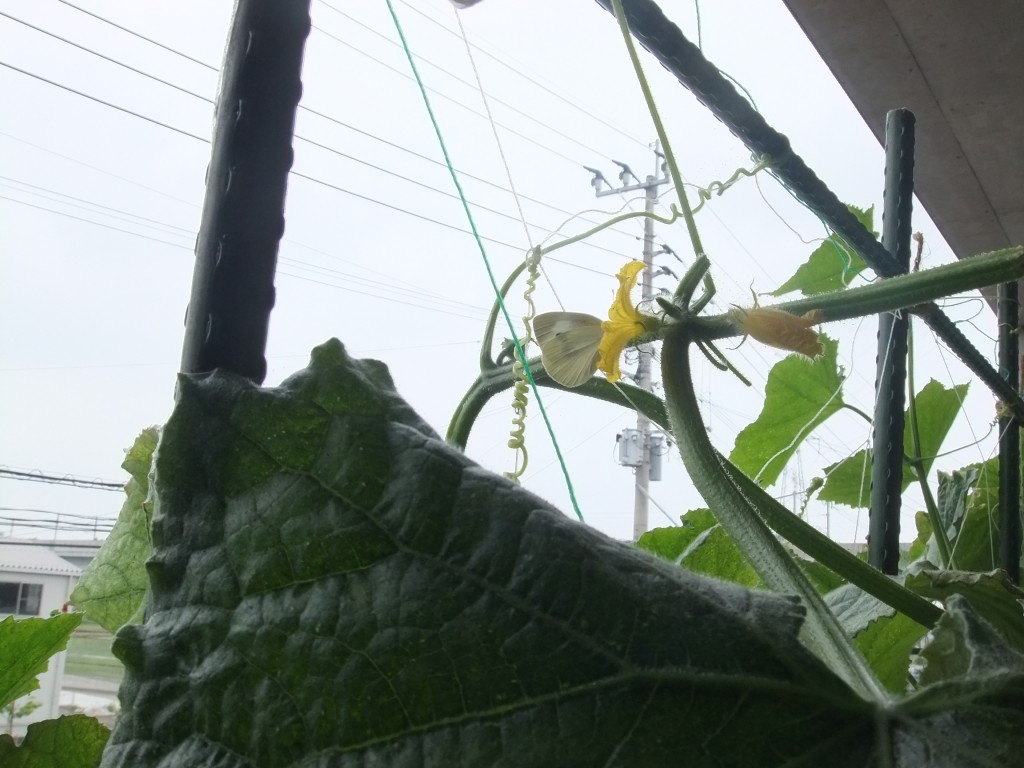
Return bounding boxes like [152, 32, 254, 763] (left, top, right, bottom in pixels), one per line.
[781, 0, 1024, 277]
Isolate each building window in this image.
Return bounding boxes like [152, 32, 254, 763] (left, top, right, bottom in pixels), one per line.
[0, 582, 43, 616]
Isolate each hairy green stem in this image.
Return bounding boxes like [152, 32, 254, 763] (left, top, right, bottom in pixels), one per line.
[659, 329, 941, 632]
[478, 261, 529, 372]
[691, 246, 1024, 342]
[447, 364, 668, 449]
[660, 325, 889, 699]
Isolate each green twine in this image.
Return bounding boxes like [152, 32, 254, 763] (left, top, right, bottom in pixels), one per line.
[385, 0, 585, 522]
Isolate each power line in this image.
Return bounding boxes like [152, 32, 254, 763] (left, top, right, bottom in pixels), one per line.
[0, 193, 495, 320]
[287, 170, 613, 277]
[0, 508, 120, 521]
[0, 467, 124, 491]
[307, 25, 590, 170]
[0, 60, 208, 142]
[316, 1, 617, 162]
[299, 99, 638, 243]
[292, 134, 627, 260]
[394, 0, 649, 151]
[0, 176, 194, 237]
[0, 17, 634, 260]
[0, 130, 201, 208]
[10, 6, 640, 243]
[0, 140, 519, 307]
[56, 0, 218, 71]
[39, 2, 591, 170]
[0, 10, 214, 104]
[0, 60, 616, 278]
[0, 175, 493, 314]
[0, 194, 190, 249]
[0, 518, 115, 532]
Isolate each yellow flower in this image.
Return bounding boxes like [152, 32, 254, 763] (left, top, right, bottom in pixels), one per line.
[597, 260, 660, 382]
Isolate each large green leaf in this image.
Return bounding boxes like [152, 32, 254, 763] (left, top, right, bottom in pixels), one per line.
[100, 340, 1020, 766]
[771, 205, 874, 297]
[819, 380, 969, 506]
[0, 715, 108, 767]
[0, 613, 81, 708]
[70, 428, 157, 632]
[730, 336, 844, 487]
[827, 584, 927, 693]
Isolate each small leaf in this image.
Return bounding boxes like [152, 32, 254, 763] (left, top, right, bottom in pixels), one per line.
[730, 336, 844, 487]
[771, 204, 874, 297]
[819, 380, 969, 506]
[70, 428, 158, 632]
[0, 714, 109, 767]
[906, 569, 1024, 654]
[0, 614, 82, 708]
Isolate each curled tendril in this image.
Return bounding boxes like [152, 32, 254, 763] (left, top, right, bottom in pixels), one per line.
[667, 156, 772, 215]
[505, 248, 542, 481]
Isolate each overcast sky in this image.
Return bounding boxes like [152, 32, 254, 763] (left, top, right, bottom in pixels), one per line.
[0, 0, 1002, 547]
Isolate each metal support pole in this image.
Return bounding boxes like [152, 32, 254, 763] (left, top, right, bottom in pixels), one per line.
[180, 0, 312, 381]
[868, 109, 915, 574]
[999, 280, 1021, 583]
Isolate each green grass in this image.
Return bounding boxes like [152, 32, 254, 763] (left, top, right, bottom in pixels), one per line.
[65, 626, 123, 683]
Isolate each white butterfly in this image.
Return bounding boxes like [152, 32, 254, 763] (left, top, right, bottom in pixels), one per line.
[532, 312, 604, 388]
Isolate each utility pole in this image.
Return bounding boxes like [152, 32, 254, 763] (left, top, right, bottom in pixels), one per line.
[584, 143, 671, 540]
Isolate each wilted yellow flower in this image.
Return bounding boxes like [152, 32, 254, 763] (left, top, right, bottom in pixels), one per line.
[597, 260, 661, 382]
[728, 305, 825, 358]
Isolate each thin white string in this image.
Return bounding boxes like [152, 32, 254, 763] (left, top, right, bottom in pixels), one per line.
[453, 9, 566, 311]
[753, 365, 852, 486]
[931, 325, 1000, 568]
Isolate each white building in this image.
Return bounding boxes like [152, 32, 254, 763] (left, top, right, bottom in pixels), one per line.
[1, 543, 80, 738]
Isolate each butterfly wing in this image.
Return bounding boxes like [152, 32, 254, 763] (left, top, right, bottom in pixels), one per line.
[533, 312, 604, 388]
